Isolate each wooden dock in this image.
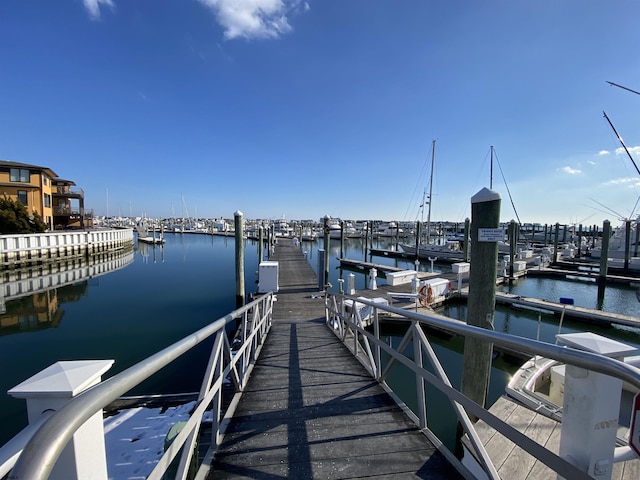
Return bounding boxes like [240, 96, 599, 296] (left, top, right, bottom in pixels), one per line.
[207, 240, 463, 479]
[465, 395, 640, 480]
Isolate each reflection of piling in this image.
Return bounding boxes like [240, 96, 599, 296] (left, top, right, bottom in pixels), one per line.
[598, 219, 611, 305]
[234, 211, 245, 308]
[460, 188, 501, 419]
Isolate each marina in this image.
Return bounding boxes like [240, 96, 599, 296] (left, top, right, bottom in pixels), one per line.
[1, 229, 640, 478]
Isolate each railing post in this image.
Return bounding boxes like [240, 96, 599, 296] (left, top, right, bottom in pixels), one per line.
[8, 360, 114, 480]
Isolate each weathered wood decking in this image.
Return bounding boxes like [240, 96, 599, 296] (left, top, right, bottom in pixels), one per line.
[207, 240, 463, 479]
[468, 396, 640, 480]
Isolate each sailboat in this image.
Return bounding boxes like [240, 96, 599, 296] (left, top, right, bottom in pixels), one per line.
[400, 140, 465, 261]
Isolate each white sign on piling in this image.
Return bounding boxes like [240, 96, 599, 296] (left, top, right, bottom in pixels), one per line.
[478, 228, 504, 242]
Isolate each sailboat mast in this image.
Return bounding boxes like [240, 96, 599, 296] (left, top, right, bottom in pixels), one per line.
[426, 139, 435, 245]
[490, 145, 494, 190]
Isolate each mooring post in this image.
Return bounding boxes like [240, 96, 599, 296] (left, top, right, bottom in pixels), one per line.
[509, 220, 516, 280]
[624, 219, 631, 271]
[635, 218, 640, 257]
[553, 222, 560, 264]
[258, 226, 264, 262]
[415, 221, 422, 260]
[598, 220, 611, 305]
[463, 218, 470, 263]
[323, 215, 330, 290]
[234, 210, 245, 308]
[460, 188, 501, 419]
[340, 220, 345, 259]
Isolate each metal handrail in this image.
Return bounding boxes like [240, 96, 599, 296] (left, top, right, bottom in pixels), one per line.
[8, 293, 274, 480]
[325, 293, 640, 480]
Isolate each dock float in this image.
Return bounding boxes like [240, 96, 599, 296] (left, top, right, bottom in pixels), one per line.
[463, 395, 640, 480]
[208, 240, 462, 478]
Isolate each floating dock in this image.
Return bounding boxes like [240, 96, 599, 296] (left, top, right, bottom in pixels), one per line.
[208, 240, 463, 478]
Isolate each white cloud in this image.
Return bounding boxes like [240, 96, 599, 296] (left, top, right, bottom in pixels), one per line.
[606, 177, 640, 187]
[599, 150, 610, 156]
[198, 0, 306, 40]
[560, 166, 581, 175]
[83, 0, 115, 20]
[615, 146, 640, 156]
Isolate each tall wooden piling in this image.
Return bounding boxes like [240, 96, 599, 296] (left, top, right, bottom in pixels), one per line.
[323, 215, 330, 290]
[553, 223, 560, 264]
[340, 220, 345, 259]
[598, 219, 611, 305]
[258, 226, 264, 262]
[460, 188, 501, 417]
[624, 219, 631, 270]
[234, 211, 245, 308]
[463, 218, 470, 263]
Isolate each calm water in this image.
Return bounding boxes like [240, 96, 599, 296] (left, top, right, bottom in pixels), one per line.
[1, 233, 640, 451]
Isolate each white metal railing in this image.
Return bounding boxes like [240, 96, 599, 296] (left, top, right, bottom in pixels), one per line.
[324, 293, 640, 480]
[5, 292, 274, 480]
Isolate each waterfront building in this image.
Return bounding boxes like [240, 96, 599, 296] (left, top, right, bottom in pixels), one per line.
[0, 160, 92, 230]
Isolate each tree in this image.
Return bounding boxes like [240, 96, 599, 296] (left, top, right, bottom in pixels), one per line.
[0, 197, 48, 234]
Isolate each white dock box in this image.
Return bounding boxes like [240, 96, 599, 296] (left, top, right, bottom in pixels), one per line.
[385, 270, 417, 286]
[513, 261, 527, 272]
[419, 277, 450, 297]
[258, 261, 279, 293]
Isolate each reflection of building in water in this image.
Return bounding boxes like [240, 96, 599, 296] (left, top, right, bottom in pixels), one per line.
[0, 289, 64, 332]
[0, 250, 134, 334]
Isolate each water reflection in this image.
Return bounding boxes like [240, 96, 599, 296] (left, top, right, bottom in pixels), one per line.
[0, 249, 134, 335]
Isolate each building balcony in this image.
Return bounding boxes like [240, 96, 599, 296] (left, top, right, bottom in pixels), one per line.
[54, 186, 84, 198]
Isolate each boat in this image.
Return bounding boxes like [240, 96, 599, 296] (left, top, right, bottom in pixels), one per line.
[505, 331, 640, 445]
[329, 220, 362, 239]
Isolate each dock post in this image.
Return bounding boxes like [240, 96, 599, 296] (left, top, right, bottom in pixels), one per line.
[340, 220, 345, 259]
[323, 215, 330, 290]
[624, 219, 631, 271]
[8, 360, 114, 480]
[460, 188, 501, 419]
[415, 221, 422, 260]
[577, 224, 583, 257]
[635, 218, 639, 257]
[258, 226, 264, 262]
[234, 211, 245, 308]
[509, 220, 516, 281]
[553, 222, 560, 264]
[463, 218, 470, 262]
[598, 219, 611, 306]
[347, 273, 355, 295]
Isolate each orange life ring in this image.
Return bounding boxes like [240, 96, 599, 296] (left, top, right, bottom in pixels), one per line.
[418, 285, 434, 307]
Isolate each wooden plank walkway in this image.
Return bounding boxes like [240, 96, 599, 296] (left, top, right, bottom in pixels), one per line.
[468, 396, 640, 480]
[207, 240, 463, 479]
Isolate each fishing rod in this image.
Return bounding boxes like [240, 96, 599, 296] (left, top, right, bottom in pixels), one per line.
[602, 110, 640, 176]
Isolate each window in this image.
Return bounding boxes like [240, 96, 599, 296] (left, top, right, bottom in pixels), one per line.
[17, 190, 28, 205]
[44, 193, 51, 208]
[10, 168, 30, 183]
[43, 175, 49, 186]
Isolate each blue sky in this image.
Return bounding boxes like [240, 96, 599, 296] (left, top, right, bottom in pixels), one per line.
[1, 1, 639, 226]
